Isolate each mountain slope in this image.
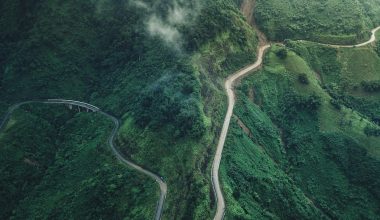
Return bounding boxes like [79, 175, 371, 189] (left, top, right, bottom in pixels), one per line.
[221, 43, 380, 219]
[254, 0, 380, 44]
[0, 104, 157, 219]
[0, 0, 259, 218]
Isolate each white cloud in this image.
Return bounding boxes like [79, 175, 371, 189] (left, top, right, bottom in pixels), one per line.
[130, 0, 201, 51]
[147, 16, 182, 50]
[131, 0, 150, 10]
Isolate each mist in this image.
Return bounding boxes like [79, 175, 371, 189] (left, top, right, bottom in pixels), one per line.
[130, 0, 201, 51]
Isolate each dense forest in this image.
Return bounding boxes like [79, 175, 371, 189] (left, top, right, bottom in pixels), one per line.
[0, 105, 157, 219]
[0, 0, 258, 218]
[1, 0, 380, 219]
[255, 0, 380, 44]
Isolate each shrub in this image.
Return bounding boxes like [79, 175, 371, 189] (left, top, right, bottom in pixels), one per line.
[361, 80, 380, 92]
[276, 48, 288, 59]
[298, 73, 310, 85]
[364, 125, 380, 137]
[376, 41, 380, 57]
[330, 99, 342, 110]
[303, 93, 322, 111]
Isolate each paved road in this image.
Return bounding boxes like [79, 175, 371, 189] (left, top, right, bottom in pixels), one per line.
[212, 21, 380, 219]
[1, 26, 379, 220]
[300, 26, 380, 48]
[211, 44, 270, 220]
[0, 99, 167, 220]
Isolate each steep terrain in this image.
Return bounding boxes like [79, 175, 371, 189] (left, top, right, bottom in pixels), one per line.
[254, 0, 380, 44]
[216, 1, 380, 219]
[0, 104, 157, 219]
[1, 0, 380, 219]
[220, 38, 380, 220]
[0, 0, 259, 219]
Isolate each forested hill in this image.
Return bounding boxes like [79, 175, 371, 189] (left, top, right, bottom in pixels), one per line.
[0, 0, 259, 219]
[254, 0, 380, 44]
[1, 0, 380, 219]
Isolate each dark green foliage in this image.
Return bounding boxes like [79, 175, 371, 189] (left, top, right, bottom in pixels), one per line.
[376, 41, 380, 56]
[221, 46, 380, 219]
[358, 0, 380, 25]
[298, 73, 310, 85]
[0, 106, 157, 219]
[283, 91, 322, 115]
[276, 48, 288, 59]
[286, 40, 341, 82]
[322, 132, 380, 199]
[184, 0, 252, 52]
[287, 40, 380, 125]
[325, 83, 380, 124]
[0, 106, 67, 219]
[361, 80, 380, 92]
[135, 71, 205, 138]
[221, 121, 327, 219]
[364, 125, 380, 137]
[255, 0, 375, 43]
[0, 0, 260, 218]
[330, 99, 342, 110]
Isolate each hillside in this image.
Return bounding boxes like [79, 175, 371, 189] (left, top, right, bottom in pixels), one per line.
[221, 41, 380, 219]
[0, 104, 157, 219]
[1, 0, 380, 219]
[254, 0, 380, 44]
[0, 0, 259, 219]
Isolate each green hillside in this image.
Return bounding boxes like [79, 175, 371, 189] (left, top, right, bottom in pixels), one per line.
[0, 0, 258, 218]
[1, 0, 380, 219]
[254, 0, 380, 43]
[0, 105, 157, 219]
[221, 44, 380, 219]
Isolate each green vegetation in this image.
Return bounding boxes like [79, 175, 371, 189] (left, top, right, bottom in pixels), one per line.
[298, 73, 310, 85]
[0, 0, 258, 218]
[221, 45, 380, 219]
[276, 48, 288, 59]
[376, 40, 380, 56]
[255, 0, 380, 43]
[364, 125, 380, 137]
[361, 80, 380, 92]
[286, 40, 380, 126]
[2, 0, 380, 218]
[0, 104, 157, 219]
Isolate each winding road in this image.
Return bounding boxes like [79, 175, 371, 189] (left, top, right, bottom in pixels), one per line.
[211, 44, 270, 220]
[0, 99, 167, 220]
[211, 24, 380, 220]
[0, 24, 379, 220]
[300, 26, 380, 48]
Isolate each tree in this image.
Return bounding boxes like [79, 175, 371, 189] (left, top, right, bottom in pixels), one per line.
[330, 99, 341, 110]
[298, 73, 309, 85]
[361, 80, 380, 92]
[276, 48, 288, 59]
[364, 125, 380, 137]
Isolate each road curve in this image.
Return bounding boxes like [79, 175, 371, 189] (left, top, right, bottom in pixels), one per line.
[211, 24, 380, 220]
[300, 26, 380, 48]
[212, 44, 270, 220]
[0, 100, 167, 220]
